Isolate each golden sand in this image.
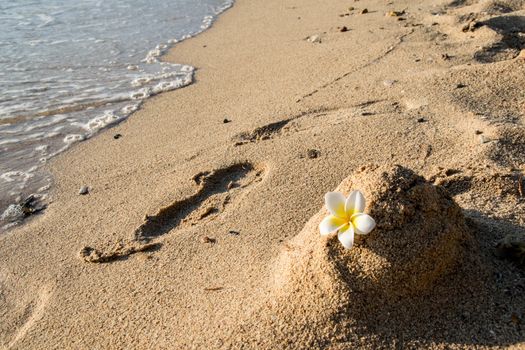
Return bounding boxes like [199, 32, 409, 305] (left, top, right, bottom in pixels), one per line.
[1, 0, 525, 348]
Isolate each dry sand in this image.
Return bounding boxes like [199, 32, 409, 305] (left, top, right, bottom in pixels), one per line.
[1, 0, 525, 348]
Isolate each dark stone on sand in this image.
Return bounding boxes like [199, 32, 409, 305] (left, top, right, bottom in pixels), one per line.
[228, 230, 240, 236]
[360, 8, 368, 14]
[417, 117, 426, 123]
[307, 149, 320, 159]
[113, 133, 122, 139]
[339, 26, 348, 32]
[22, 195, 46, 215]
[223, 118, 231, 123]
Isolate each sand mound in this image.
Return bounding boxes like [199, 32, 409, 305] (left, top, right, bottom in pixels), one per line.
[281, 164, 470, 297]
[338, 165, 469, 295]
[229, 165, 476, 348]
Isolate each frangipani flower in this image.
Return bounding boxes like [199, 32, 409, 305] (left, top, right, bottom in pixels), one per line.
[319, 190, 376, 249]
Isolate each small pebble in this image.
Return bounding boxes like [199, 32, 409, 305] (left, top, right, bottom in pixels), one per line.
[386, 10, 404, 17]
[445, 169, 460, 176]
[223, 118, 231, 123]
[307, 149, 320, 159]
[383, 79, 396, 87]
[475, 130, 483, 135]
[339, 26, 349, 32]
[306, 34, 321, 43]
[417, 117, 426, 123]
[201, 236, 216, 244]
[204, 287, 224, 291]
[456, 83, 467, 89]
[228, 230, 240, 236]
[79, 186, 89, 195]
[479, 135, 489, 144]
[113, 133, 122, 139]
[360, 8, 368, 14]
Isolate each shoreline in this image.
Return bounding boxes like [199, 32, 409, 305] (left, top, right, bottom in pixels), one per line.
[0, 0, 235, 228]
[1, 0, 525, 348]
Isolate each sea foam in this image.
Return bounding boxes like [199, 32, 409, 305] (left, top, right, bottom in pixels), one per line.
[0, 0, 234, 230]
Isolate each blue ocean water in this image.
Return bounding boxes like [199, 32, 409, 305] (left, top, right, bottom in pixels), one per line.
[0, 0, 232, 228]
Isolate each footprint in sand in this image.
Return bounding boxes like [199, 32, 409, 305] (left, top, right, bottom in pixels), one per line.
[80, 162, 266, 263]
[231, 108, 335, 146]
[232, 118, 295, 145]
[134, 162, 265, 240]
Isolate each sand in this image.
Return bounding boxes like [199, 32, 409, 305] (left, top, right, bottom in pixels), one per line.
[1, 0, 525, 348]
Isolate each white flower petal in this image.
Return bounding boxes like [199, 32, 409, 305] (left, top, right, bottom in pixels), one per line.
[345, 190, 366, 216]
[325, 192, 347, 218]
[319, 215, 347, 236]
[337, 224, 355, 249]
[351, 213, 376, 235]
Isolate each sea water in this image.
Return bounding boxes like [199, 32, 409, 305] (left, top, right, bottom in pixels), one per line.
[0, 0, 233, 229]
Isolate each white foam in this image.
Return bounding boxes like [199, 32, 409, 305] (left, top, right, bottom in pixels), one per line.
[0, 0, 235, 222]
[63, 134, 84, 143]
[121, 103, 141, 114]
[83, 111, 122, 133]
[1, 171, 31, 183]
[1, 204, 24, 223]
